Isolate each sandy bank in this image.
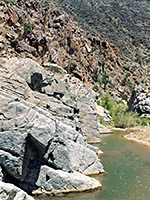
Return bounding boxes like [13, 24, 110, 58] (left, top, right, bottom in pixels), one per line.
[124, 126, 150, 146]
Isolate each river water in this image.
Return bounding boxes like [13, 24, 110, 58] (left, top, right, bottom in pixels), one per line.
[36, 131, 150, 200]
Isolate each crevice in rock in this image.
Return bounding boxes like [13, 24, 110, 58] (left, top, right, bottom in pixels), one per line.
[3, 173, 38, 195]
[46, 104, 50, 110]
[74, 108, 79, 114]
[27, 134, 46, 157]
[2, 134, 49, 194]
[75, 127, 81, 132]
[46, 174, 50, 182]
[53, 92, 64, 99]
[28, 72, 43, 92]
[72, 72, 82, 81]
[0, 148, 20, 158]
[47, 152, 55, 162]
[0, 113, 7, 119]
[68, 116, 74, 120]
[82, 159, 96, 174]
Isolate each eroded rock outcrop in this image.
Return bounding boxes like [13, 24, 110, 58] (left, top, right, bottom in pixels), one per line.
[0, 182, 34, 200]
[34, 166, 101, 195]
[0, 57, 104, 195]
[128, 85, 150, 118]
[0, 57, 102, 142]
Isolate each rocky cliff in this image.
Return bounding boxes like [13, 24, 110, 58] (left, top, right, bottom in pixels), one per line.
[1, 0, 149, 100]
[0, 57, 105, 196]
[128, 85, 150, 118]
[55, 0, 150, 93]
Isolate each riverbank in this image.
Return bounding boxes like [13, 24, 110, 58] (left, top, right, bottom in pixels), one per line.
[122, 126, 150, 146]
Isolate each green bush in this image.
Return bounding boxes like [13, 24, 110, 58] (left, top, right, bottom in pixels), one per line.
[67, 62, 77, 74]
[93, 85, 99, 92]
[3, 0, 11, 3]
[99, 116, 106, 126]
[100, 93, 150, 128]
[128, 83, 134, 92]
[121, 78, 126, 86]
[101, 93, 115, 117]
[96, 100, 100, 106]
[110, 73, 115, 78]
[23, 21, 34, 36]
[19, 17, 34, 36]
[145, 57, 150, 64]
[139, 118, 150, 126]
[97, 75, 103, 86]
[113, 111, 139, 128]
[123, 65, 130, 71]
[120, 93, 128, 101]
[46, 66, 60, 73]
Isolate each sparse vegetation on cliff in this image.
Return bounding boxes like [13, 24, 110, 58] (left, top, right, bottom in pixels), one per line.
[0, 0, 149, 100]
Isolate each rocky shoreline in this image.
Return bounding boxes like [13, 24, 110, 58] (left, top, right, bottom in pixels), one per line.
[0, 57, 109, 199]
[124, 126, 150, 146]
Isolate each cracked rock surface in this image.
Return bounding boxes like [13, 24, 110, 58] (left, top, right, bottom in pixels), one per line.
[0, 57, 104, 195]
[128, 85, 150, 118]
[0, 181, 34, 200]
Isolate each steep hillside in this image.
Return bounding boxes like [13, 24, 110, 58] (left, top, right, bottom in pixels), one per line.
[0, 0, 149, 100]
[55, 0, 150, 92]
[55, 0, 150, 66]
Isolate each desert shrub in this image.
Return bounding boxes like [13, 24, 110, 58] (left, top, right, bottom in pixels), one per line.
[67, 62, 77, 74]
[92, 67, 99, 81]
[24, 22, 34, 35]
[110, 73, 115, 78]
[96, 100, 100, 106]
[139, 117, 150, 126]
[108, 80, 114, 89]
[99, 116, 106, 126]
[97, 75, 103, 86]
[102, 71, 109, 91]
[34, 20, 40, 25]
[93, 85, 99, 92]
[145, 57, 150, 64]
[100, 93, 149, 128]
[120, 93, 128, 101]
[113, 111, 139, 128]
[100, 93, 115, 117]
[121, 78, 126, 86]
[128, 81, 134, 92]
[123, 65, 130, 71]
[19, 17, 34, 35]
[46, 66, 60, 73]
[3, 0, 10, 3]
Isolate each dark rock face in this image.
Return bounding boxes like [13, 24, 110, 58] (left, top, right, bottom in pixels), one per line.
[128, 85, 150, 118]
[0, 57, 104, 195]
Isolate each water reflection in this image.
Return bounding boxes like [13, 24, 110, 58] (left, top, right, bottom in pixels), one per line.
[35, 131, 150, 200]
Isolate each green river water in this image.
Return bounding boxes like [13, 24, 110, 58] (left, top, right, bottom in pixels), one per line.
[36, 131, 150, 200]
